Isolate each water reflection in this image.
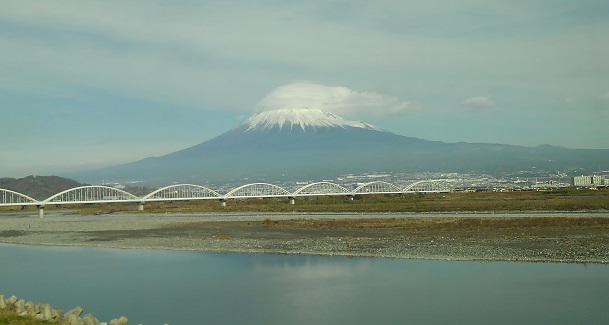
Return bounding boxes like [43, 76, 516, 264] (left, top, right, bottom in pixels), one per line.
[0, 244, 607, 325]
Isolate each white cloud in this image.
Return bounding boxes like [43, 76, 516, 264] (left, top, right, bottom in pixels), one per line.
[1, 1, 606, 115]
[255, 82, 414, 118]
[0, 0, 608, 158]
[461, 96, 495, 108]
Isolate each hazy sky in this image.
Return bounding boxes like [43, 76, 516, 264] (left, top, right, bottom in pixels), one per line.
[1, 1, 608, 177]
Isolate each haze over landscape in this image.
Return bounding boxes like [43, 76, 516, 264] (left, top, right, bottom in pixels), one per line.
[2, 5, 609, 324]
[1, 1, 608, 178]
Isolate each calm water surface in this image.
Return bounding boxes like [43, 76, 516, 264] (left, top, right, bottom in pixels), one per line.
[1, 244, 608, 325]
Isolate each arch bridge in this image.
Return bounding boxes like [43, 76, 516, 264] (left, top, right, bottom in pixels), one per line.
[0, 179, 452, 217]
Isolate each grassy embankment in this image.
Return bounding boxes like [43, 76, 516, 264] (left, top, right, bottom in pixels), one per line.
[0, 309, 49, 325]
[1, 188, 607, 215]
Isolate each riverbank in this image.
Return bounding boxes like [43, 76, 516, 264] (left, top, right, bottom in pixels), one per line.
[1, 212, 608, 263]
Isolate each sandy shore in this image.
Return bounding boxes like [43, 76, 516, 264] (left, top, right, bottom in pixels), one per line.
[1, 211, 608, 263]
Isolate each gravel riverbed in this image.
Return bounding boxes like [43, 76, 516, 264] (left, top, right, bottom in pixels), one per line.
[1, 212, 608, 263]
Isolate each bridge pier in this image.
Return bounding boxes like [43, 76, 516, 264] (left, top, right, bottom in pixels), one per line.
[219, 199, 226, 207]
[289, 197, 295, 205]
[347, 195, 354, 201]
[138, 202, 144, 211]
[38, 205, 44, 219]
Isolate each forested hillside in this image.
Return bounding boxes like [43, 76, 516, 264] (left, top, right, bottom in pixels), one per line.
[0, 175, 84, 200]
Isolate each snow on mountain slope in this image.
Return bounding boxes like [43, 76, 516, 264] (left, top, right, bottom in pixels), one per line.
[242, 108, 383, 132]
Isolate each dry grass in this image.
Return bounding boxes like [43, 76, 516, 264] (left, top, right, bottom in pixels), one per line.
[0, 309, 51, 325]
[166, 216, 609, 238]
[257, 216, 609, 231]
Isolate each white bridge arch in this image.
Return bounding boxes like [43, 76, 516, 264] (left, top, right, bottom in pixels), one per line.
[293, 182, 349, 196]
[353, 181, 403, 194]
[226, 183, 291, 198]
[143, 184, 221, 202]
[44, 186, 141, 205]
[404, 180, 451, 193]
[0, 189, 39, 206]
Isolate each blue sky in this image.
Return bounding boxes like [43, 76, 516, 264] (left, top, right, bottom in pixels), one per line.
[1, 1, 608, 177]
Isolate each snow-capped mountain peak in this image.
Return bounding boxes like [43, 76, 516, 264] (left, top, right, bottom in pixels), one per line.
[242, 108, 383, 132]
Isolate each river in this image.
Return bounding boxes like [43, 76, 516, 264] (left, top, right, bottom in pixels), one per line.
[1, 244, 608, 325]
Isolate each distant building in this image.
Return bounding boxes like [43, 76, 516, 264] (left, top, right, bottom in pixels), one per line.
[573, 175, 591, 186]
[573, 175, 606, 187]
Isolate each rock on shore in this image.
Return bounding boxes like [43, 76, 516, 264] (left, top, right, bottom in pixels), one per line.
[0, 294, 135, 325]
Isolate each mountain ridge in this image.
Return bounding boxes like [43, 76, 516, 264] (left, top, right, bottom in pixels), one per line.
[64, 108, 609, 185]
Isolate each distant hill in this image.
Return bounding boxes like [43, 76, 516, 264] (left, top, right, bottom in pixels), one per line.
[65, 108, 609, 186]
[0, 175, 85, 200]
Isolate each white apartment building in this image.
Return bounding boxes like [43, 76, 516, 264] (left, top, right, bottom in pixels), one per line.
[573, 175, 607, 186]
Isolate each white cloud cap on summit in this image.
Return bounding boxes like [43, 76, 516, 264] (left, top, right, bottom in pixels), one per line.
[255, 82, 413, 119]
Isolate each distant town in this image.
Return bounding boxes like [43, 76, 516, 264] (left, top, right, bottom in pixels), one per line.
[105, 169, 609, 194]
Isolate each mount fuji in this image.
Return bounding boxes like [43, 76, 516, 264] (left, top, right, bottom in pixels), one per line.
[66, 108, 609, 185]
